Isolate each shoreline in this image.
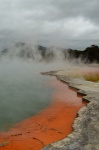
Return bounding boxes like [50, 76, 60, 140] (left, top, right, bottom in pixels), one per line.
[42, 70, 99, 150]
[0, 76, 86, 150]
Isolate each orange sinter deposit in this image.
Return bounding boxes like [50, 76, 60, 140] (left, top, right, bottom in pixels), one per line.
[0, 77, 86, 150]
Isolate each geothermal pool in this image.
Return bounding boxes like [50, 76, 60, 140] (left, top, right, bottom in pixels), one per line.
[0, 58, 87, 150]
[0, 59, 56, 131]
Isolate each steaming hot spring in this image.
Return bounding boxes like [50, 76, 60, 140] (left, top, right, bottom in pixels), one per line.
[0, 45, 99, 150]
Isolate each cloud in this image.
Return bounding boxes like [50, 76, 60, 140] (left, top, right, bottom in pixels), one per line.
[0, 0, 99, 49]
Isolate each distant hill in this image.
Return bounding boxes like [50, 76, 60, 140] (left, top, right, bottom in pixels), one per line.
[64, 45, 99, 63]
[0, 43, 99, 63]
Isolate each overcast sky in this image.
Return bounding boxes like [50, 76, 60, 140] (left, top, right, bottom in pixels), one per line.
[0, 0, 99, 50]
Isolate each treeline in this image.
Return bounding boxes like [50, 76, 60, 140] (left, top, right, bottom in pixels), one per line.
[1, 43, 99, 63]
[64, 45, 99, 63]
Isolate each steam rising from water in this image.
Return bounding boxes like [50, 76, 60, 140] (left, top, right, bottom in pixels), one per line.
[0, 43, 65, 62]
[0, 44, 99, 131]
[0, 55, 68, 131]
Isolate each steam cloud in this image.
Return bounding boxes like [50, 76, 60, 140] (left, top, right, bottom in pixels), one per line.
[0, 42, 99, 132]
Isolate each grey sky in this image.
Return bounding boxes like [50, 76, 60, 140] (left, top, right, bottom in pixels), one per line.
[0, 0, 99, 49]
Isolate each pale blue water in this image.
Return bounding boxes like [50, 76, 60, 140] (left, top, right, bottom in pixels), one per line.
[0, 58, 55, 131]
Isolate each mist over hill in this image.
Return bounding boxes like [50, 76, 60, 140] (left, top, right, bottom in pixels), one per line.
[0, 42, 99, 63]
[64, 45, 99, 63]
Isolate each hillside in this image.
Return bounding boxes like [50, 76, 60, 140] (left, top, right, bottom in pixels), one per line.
[0, 43, 99, 63]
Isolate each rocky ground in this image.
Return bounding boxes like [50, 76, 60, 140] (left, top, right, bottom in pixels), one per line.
[42, 70, 99, 150]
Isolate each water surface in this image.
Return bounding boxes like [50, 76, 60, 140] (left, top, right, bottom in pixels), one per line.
[0, 59, 55, 131]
